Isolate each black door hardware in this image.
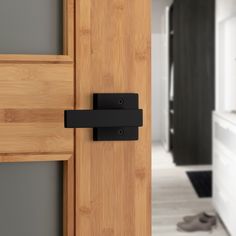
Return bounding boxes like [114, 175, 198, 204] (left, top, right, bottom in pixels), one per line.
[64, 93, 143, 141]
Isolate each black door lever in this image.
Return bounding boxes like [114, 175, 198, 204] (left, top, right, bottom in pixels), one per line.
[64, 110, 143, 128]
[64, 93, 143, 141]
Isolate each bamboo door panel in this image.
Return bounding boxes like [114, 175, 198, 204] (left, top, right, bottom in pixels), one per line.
[76, 0, 151, 235]
[0, 63, 73, 154]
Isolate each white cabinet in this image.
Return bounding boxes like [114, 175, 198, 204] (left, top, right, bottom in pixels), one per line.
[213, 112, 236, 236]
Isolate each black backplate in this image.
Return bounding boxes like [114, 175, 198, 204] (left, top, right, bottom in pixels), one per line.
[93, 93, 140, 141]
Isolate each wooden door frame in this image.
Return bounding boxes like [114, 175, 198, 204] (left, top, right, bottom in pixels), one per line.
[0, 1, 75, 236]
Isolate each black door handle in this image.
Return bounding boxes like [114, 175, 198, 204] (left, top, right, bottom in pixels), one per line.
[64, 110, 143, 128]
[64, 93, 143, 141]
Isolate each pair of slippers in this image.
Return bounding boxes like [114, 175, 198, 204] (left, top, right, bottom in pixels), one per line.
[177, 212, 217, 232]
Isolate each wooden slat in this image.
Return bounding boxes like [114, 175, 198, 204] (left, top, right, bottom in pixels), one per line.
[63, 156, 75, 236]
[0, 123, 73, 153]
[75, 0, 151, 235]
[0, 63, 73, 154]
[0, 109, 63, 123]
[0, 153, 72, 163]
[62, 3, 75, 235]
[0, 55, 73, 63]
[0, 64, 73, 109]
[63, 0, 74, 58]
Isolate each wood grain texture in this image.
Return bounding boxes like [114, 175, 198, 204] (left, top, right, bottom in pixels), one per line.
[75, 0, 151, 235]
[63, 0, 74, 58]
[0, 109, 64, 123]
[0, 64, 73, 108]
[0, 153, 72, 163]
[0, 64, 73, 154]
[0, 123, 72, 153]
[63, 156, 75, 236]
[0, 55, 73, 63]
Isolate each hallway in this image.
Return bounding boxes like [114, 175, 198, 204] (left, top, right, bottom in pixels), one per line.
[152, 144, 228, 236]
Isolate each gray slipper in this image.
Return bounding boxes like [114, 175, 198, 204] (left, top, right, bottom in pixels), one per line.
[177, 217, 213, 232]
[183, 212, 217, 226]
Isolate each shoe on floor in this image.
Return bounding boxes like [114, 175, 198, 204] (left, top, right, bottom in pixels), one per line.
[183, 212, 217, 226]
[177, 217, 213, 232]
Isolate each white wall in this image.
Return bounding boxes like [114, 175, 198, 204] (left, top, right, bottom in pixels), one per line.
[216, 0, 236, 111]
[152, 32, 162, 142]
[152, 0, 173, 142]
[216, 0, 236, 22]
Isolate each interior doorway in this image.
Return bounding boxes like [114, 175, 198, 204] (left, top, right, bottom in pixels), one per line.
[152, 0, 234, 235]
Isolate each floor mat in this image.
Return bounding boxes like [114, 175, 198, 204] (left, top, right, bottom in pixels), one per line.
[186, 171, 212, 198]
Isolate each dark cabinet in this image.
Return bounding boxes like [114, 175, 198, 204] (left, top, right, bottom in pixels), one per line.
[172, 0, 215, 165]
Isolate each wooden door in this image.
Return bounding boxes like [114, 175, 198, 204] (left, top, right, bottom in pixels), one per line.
[75, 0, 151, 235]
[0, 1, 74, 236]
[0, 0, 151, 235]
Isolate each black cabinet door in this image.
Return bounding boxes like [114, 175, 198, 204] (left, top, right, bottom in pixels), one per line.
[173, 0, 215, 165]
